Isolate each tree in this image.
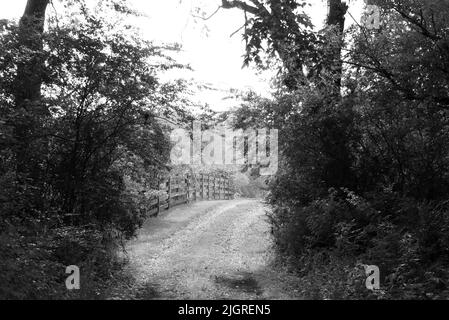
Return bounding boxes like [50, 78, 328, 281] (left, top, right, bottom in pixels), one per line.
[234, 0, 449, 299]
[221, 0, 316, 90]
[0, 0, 186, 299]
[220, 0, 348, 92]
[14, 0, 50, 175]
[325, 0, 348, 95]
[16, 0, 49, 105]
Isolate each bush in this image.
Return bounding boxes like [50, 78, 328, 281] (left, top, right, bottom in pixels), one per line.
[268, 185, 449, 299]
[0, 0, 175, 299]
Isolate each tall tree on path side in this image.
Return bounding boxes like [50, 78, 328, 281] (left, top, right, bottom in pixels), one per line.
[14, 0, 50, 176]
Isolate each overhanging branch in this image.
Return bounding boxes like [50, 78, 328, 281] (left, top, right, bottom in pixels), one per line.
[221, 0, 260, 15]
[191, 6, 222, 21]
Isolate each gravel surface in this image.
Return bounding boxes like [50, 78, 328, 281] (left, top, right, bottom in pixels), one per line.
[125, 199, 302, 300]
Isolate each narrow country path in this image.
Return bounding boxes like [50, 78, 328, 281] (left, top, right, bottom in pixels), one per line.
[125, 199, 302, 299]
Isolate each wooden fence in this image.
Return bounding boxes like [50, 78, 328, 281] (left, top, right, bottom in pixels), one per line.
[145, 174, 234, 217]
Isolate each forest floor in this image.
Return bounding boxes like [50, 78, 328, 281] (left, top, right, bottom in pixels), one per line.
[122, 199, 303, 300]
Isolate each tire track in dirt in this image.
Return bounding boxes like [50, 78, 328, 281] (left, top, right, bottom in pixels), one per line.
[126, 199, 302, 299]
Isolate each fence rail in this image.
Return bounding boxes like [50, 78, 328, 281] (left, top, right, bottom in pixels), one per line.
[145, 174, 233, 217]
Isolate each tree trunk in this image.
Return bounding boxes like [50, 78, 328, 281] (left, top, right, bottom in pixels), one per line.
[14, 0, 49, 175]
[327, 0, 347, 32]
[326, 0, 348, 96]
[15, 0, 49, 106]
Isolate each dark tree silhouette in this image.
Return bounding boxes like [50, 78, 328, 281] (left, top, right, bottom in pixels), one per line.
[14, 0, 49, 174]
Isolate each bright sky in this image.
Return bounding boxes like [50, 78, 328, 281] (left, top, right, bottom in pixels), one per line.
[0, 0, 363, 112]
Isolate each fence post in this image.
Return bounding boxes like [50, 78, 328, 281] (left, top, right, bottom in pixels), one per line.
[216, 177, 219, 200]
[224, 178, 227, 200]
[167, 177, 171, 209]
[186, 174, 190, 204]
[223, 178, 226, 200]
[221, 177, 224, 200]
[207, 175, 210, 200]
[156, 177, 160, 215]
[200, 174, 203, 200]
[193, 174, 197, 201]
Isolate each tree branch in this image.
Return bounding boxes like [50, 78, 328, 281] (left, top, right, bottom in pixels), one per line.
[393, 5, 441, 41]
[230, 24, 245, 38]
[191, 6, 222, 21]
[221, 0, 260, 15]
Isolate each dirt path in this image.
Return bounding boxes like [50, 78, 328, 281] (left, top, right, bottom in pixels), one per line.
[125, 199, 301, 300]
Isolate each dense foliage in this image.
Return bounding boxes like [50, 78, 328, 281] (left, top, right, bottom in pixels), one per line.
[230, 0, 449, 299]
[0, 0, 184, 299]
[3, 0, 449, 300]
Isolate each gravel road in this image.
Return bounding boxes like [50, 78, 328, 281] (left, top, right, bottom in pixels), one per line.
[126, 199, 301, 300]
